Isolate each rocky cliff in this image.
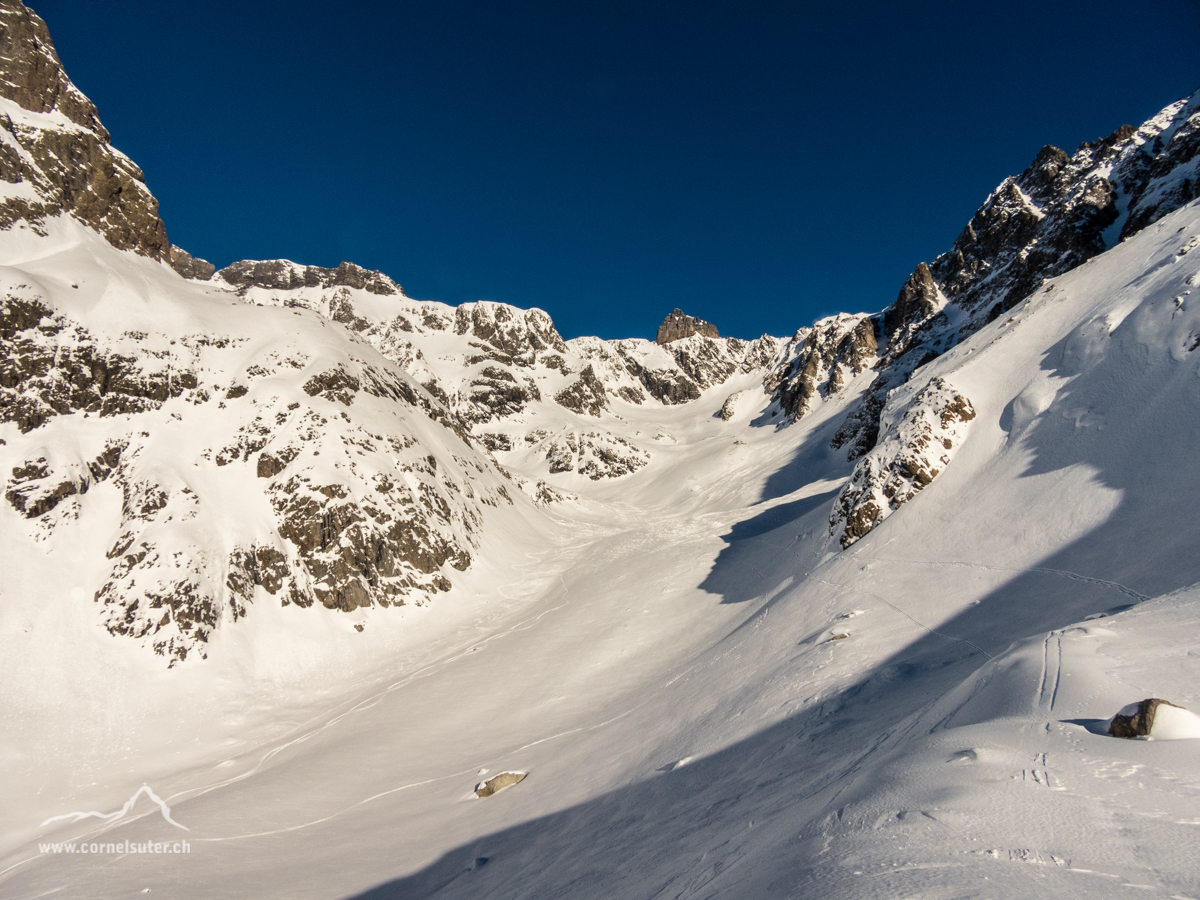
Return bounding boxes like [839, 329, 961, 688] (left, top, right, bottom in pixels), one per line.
[655, 308, 719, 344]
[0, 0, 169, 258]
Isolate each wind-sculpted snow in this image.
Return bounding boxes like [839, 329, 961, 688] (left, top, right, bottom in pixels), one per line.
[829, 377, 976, 548]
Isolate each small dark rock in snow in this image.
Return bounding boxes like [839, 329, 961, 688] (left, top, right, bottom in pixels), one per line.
[475, 771, 526, 798]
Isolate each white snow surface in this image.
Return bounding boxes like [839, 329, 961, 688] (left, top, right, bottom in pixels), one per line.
[1146, 705, 1200, 741]
[3, 200, 1200, 898]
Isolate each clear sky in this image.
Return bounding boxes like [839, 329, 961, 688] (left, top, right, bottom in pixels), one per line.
[33, 0, 1200, 340]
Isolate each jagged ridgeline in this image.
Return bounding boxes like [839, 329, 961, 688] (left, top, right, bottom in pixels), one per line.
[1, 0, 1198, 666]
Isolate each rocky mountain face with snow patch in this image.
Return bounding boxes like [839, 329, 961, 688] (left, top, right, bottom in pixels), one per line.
[0, 0, 169, 258]
[1, 267, 508, 664]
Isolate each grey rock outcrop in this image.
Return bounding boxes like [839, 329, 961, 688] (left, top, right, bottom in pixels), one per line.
[0, 293, 200, 433]
[554, 364, 609, 417]
[167, 245, 216, 280]
[772, 314, 878, 421]
[216, 259, 400, 295]
[830, 378, 975, 549]
[655, 308, 719, 344]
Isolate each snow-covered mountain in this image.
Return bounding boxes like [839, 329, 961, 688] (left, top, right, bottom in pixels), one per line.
[3, 1, 1200, 896]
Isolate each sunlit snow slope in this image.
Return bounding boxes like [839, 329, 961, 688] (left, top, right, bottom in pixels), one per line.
[3, 202, 1200, 898]
[3, 1, 1200, 895]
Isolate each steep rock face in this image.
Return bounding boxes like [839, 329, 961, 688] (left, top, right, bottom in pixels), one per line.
[461, 365, 541, 425]
[833, 89, 1200, 459]
[655, 308, 719, 344]
[0, 294, 200, 433]
[771, 314, 878, 421]
[454, 301, 568, 366]
[882, 262, 945, 361]
[829, 377, 975, 549]
[554, 365, 608, 417]
[167, 245, 216, 280]
[0, 0, 104, 132]
[0, 1, 169, 258]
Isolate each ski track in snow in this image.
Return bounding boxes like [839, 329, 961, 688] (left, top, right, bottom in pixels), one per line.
[857, 554, 1150, 602]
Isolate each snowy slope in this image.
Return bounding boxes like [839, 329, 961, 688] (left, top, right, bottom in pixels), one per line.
[5, 201, 1200, 899]
[4, 1, 1200, 896]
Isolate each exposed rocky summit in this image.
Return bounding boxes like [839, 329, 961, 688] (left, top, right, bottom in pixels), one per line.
[655, 308, 719, 344]
[217, 259, 400, 295]
[0, 0, 169, 258]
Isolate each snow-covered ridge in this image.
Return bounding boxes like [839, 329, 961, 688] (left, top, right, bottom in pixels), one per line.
[831, 87, 1200, 459]
[216, 271, 792, 474]
[0, 236, 520, 664]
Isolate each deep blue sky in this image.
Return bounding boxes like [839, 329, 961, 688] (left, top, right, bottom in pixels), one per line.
[34, 0, 1200, 340]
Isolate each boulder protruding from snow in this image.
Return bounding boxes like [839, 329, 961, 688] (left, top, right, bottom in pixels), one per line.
[475, 771, 526, 798]
[1108, 699, 1200, 740]
[718, 391, 743, 421]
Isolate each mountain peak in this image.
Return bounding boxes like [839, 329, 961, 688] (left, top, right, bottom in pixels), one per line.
[0, 0, 107, 137]
[655, 308, 719, 344]
[0, 0, 170, 259]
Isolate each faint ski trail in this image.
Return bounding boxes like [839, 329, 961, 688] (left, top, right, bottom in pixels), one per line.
[164, 515, 708, 842]
[856, 556, 1149, 602]
[865, 592, 995, 661]
[165, 542, 581, 810]
[193, 688, 655, 842]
